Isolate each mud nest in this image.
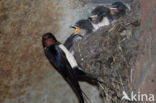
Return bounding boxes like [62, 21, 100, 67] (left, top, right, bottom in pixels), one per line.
[71, 0, 141, 103]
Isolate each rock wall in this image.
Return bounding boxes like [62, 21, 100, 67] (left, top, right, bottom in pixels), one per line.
[0, 0, 95, 103]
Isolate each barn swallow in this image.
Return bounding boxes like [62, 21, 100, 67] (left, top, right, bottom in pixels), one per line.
[43, 33, 105, 83]
[89, 6, 113, 31]
[64, 19, 93, 50]
[42, 33, 84, 103]
[109, 2, 131, 19]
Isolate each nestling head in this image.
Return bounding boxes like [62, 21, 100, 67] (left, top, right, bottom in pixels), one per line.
[89, 6, 111, 23]
[111, 2, 128, 15]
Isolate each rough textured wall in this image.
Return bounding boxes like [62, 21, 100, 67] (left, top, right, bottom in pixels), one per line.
[134, 0, 156, 98]
[0, 0, 97, 103]
[0, 0, 63, 103]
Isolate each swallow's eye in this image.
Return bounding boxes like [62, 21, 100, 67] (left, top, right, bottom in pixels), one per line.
[43, 35, 51, 41]
[43, 38, 55, 47]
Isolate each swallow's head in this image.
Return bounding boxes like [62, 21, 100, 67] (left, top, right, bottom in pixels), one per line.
[42, 33, 57, 47]
[89, 6, 111, 23]
[75, 19, 93, 33]
[70, 19, 93, 36]
[111, 2, 128, 15]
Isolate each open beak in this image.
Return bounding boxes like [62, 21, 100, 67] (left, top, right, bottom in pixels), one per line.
[70, 26, 79, 35]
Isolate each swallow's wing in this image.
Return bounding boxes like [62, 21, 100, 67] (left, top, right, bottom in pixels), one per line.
[45, 45, 84, 103]
[44, 46, 62, 70]
[74, 67, 103, 83]
[58, 47, 84, 103]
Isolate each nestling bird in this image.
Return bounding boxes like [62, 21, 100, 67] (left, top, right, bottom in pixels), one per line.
[89, 6, 113, 31]
[42, 33, 84, 103]
[64, 19, 93, 50]
[89, 2, 130, 31]
[109, 2, 131, 19]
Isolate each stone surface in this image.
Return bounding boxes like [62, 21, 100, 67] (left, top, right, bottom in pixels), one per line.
[133, 0, 156, 102]
[0, 0, 97, 103]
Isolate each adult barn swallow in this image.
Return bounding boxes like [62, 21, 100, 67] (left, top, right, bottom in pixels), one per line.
[89, 6, 113, 31]
[43, 33, 104, 84]
[42, 33, 84, 103]
[64, 19, 93, 50]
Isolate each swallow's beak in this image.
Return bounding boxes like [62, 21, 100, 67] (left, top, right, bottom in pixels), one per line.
[110, 8, 118, 15]
[89, 15, 98, 21]
[70, 26, 79, 35]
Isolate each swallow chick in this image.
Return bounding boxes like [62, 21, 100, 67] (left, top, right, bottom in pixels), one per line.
[64, 19, 93, 50]
[109, 2, 131, 19]
[75, 19, 94, 35]
[42, 33, 84, 103]
[89, 6, 113, 31]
